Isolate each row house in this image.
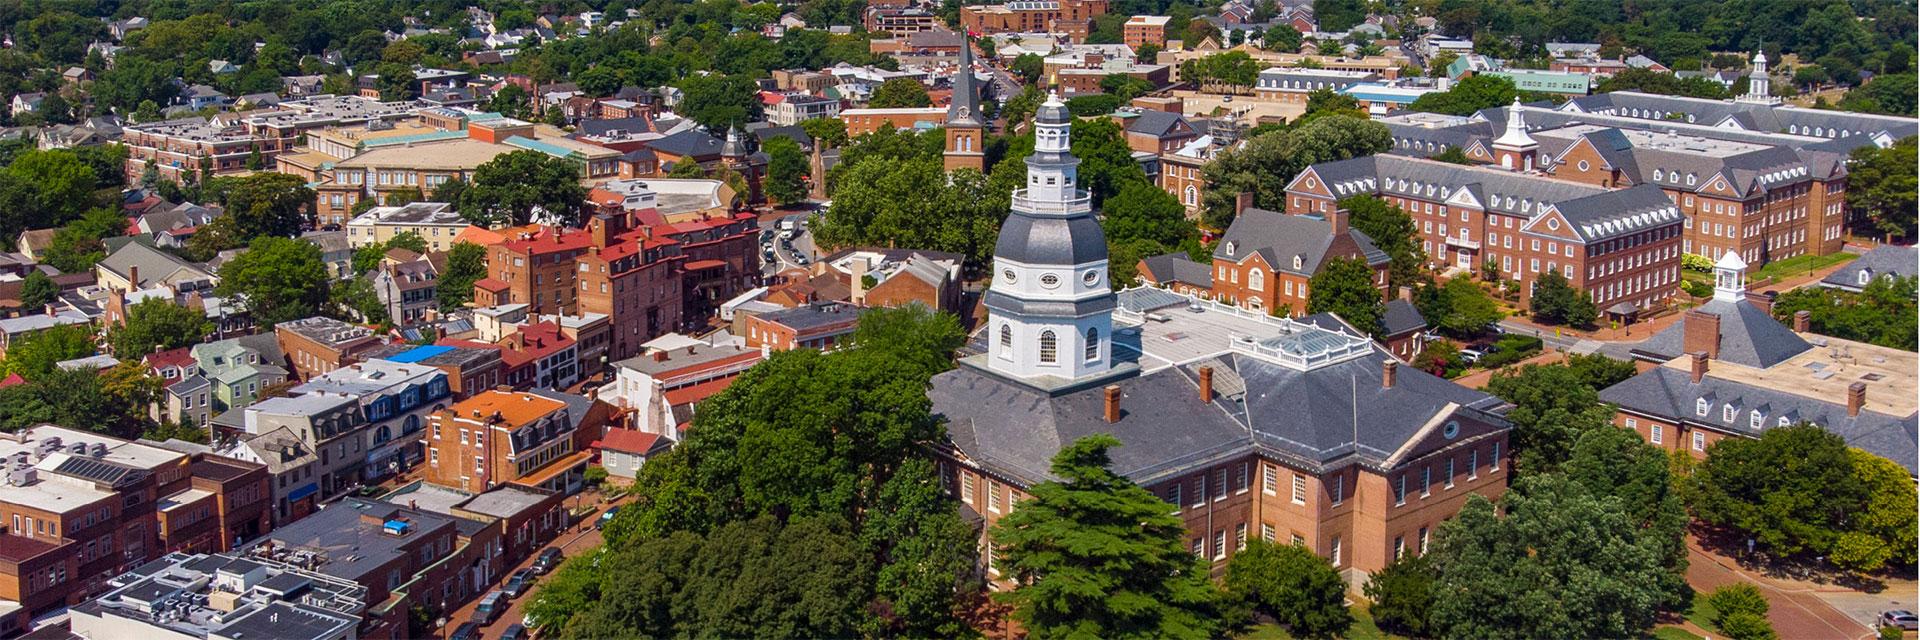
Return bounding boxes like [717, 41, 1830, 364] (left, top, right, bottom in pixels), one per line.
[232, 360, 451, 501]
[423, 390, 589, 495]
[0, 426, 272, 632]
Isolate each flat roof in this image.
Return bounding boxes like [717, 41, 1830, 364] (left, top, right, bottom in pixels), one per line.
[1662, 334, 1918, 417]
[1111, 288, 1307, 373]
[332, 138, 513, 171]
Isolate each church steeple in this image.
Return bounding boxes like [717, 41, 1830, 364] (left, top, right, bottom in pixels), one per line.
[984, 91, 1114, 382]
[943, 37, 986, 172]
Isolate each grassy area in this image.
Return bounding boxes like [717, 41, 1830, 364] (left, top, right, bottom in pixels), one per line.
[1653, 625, 1708, 640]
[1751, 252, 1857, 283]
[1684, 597, 1721, 634]
[1237, 603, 1400, 640]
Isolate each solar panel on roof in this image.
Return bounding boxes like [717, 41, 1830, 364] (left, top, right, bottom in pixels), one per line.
[54, 455, 138, 485]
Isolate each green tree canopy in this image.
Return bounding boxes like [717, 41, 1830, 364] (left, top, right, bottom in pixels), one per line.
[762, 135, 809, 204]
[0, 324, 94, 380]
[435, 242, 487, 312]
[214, 236, 333, 327]
[1691, 425, 1914, 571]
[991, 434, 1223, 639]
[1363, 553, 1437, 638]
[1841, 137, 1917, 241]
[18, 271, 58, 311]
[1200, 115, 1390, 229]
[869, 77, 932, 108]
[812, 158, 1003, 264]
[1308, 257, 1385, 336]
[1770, 275, 1916, 351]
[457, 150, 589, 228]
[1527, 271, 1597, 328]
[676, 73, 762, 129]
[1483, 362, 1618, 475]
[219, 172, 316, 239]
[1225, 541, 1352, 638]
[107, 299, 214, 358]
[1409, 75, 1520, 116]
[1339, 195, 1424, 288]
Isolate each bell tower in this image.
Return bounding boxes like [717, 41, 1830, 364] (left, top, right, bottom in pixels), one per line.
[943, 39, 986, 172]
[1491, 97, 1538, 172]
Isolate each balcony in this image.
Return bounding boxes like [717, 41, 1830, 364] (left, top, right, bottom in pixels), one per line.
[1010, 189, 1092, 214]
[1445, 235, 1482, 250]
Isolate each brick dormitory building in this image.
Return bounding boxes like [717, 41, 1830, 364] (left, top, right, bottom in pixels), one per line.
[932, 94, 1511, 590]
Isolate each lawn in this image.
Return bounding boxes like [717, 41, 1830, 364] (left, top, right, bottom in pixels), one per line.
[1751, 252, 1857, 283]
[1684, 597, 1721, 634]
[1653, 625, 1707, 640]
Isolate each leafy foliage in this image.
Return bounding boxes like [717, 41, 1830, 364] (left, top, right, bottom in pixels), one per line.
[218, 173, 315, 239]
[812, 159, 1003, 264]
[1363, 553, 1436, 638]
[869, 77, 931, 108]
[1225, 541, 1352, 638]
[1410, 75, 1520, 116]
[18, 272, 57, 310]
[0, 324, 94, 380]
[457, 151, 589, 228]
[1200, 115, 1390, 229]
[214, 236, 332, 327]
[1308, 257, 1384, 336]
[1596, 68, 1730, 99]
[435, 242, 487, 312]
[1484, 362, 1618, 476]
[1691, 425, 1915, 572]
[107, 299, 214, 358]
[762, 135, 809, 205]
[1528, 271, 1597, 328]
[992, 434, 1224, 639]
[1340, 195, 1424, 289]
[1842, 137, 1917, 241]
[1771, 276, 1916, 351]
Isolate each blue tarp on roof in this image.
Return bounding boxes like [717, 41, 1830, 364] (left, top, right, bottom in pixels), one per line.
[382, 345, 454, 363]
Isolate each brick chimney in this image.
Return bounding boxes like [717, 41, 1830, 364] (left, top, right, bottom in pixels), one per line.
[1235, 191, 1254, 216]
[1792, 310, 1810, 333]
[1381, 359, 1397, 389]
[1689, 351, 1708, 383]
[1198, 366, 1213, 402]
[1103, 385, 1122, 423]
[128, 265, 140, 290]
[1846, 382, 1866, 417]
[1681, 309, 1721, 360]
[1327, 208, 1350, 235]
[651, 350, 668, 362]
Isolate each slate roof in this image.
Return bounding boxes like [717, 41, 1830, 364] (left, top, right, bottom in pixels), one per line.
[931, 341, 1507, 486]
[1632, 298, 1812, 369]
[1138, 253, 1213, 287]
[1558, 91, 1919, 141]
[1212, 207, 1389, 276]
[646, 128, 725, 158]
[1819, 246, 1916, 292]
[98, 241, 213, 287]
[1125, 110, 1190, 138]
[1601, 366, 1918, 474]
[1380, 298, 1427, 336]
[1552, 184, 1686, 242]
[993, 208, 1108, 266]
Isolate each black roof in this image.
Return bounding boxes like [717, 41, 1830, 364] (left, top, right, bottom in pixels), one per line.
[1633, 298, 1811, 369]
[645, 129, 725, 158]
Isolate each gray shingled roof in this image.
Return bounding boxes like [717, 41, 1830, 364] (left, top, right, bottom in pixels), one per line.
[931, 344, 1507, 486]
[1125, 111, 1189, 138]
[1553, 184, 1685, 242]
[1139, 253, 1213, 287]
[1213, 207, 1389, 276]
[1819, 245, 1916, 292]
[1381, 299, 1427, 336]
[1600, 366, 1917, 474]
[1632, 298, 1812, 369]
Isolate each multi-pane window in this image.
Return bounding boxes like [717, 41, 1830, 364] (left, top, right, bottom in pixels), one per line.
[1292, 474, 1307, 504]
[1394, 475, 1406, 505]
[1262, 465, 1278, 495]
[1038, 331, 1057, 363]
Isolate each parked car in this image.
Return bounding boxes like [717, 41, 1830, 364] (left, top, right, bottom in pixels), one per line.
[448, 622, 482, 640]
[1882, 610, 1918, 631]
[531, 548, 564, 574]
[1458, 348, 1485, 364]
[472, 591, 507, 624]
[597, 506, 621, 529]
[500, 623, 530, 640]
[503, 568, 534, 598]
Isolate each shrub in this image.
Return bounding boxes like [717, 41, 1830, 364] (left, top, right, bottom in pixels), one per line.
[1682, 280, 1714, 299]
[1718, 611, 1778, 640]
[1478, 334, 1545, 368]
[1705, 583, 1769, 625]
[1682, 253, 1715, 272]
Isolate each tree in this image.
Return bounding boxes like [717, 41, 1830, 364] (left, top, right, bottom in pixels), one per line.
[1564, 427, 1691, 610]
[40, 207, 126, 274]
[676, 73, 761, 130]
[18, 272, 57, 310]
[869, 77, 932, 108]
[1704, 584, 1776, 640]
[183, 215, 245, 263]
[812, 159, 1004, 263]
[1433, 146, 1472, 164]
[574, 66, 624, 97]
[331, 275, 388, 325]
[1263, 25, 1303, 53]
[1363, 554, 1436, 638]
[487, 83, 534, 119]
[800, 117, 848, 148]
[214, 236, 332, 327]
[992, 434, 1223, 639]
[457, 151, 588, 228]
[1010, 54, 1045, 85]
[1, 148, 100, 238]
[1838, 73, 1917, 117]
[1200, 115, 1390, 229]
[1339, 195, 1423, 288]
[1841, 137, 1916, 241]
[762, 136, 809, 204]
[1313, 0, 1367, 32]
[0, 324, 94, 380]
[1483, 362, 1618, 475]
[1528, 271, 1597, 328]
[1690, 424, 1864, 559]
[1410, 75, 1520, 116]
[1845, 449, 1918, 570]
[1428, 474, 1670, 639]
[219, 173, 315, 239]
[107, 299, 214, 358]
[1428, 277, 1503, 337]
[1099, 74, 1154, 101]
[1595, 68, 1730, 99]
[1226, 541, 1351, 638]
[1308, 257, 1385, 336]
[435, 242, 487, 311]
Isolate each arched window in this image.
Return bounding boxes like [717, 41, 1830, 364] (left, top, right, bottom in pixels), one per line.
[998, 324, 1012, 359]
[1248, 268, 1264, 290]
[1039, 330, 1057, 363]
[403, 414, 420, 434]
[375, 425, 392, 445]
[1084, 327, 1099, 361]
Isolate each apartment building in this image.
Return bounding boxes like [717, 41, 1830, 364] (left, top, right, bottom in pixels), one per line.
[346, 202, 474, 252]
[576, 212, 685, 362]
[276, 316, 382, 381]
[960, 0, 1110, 40]
[742, 301, 861, 352]
[246, 497, 496, 627]
[1254, 68, 1380, 103]
[314, 116, 620, 223]
[1283, 153, 1686, 314]
[233, 360, 451, 501]
[371, 343, 505, 398]
[423, 390, 590, 495]
[122, 95, 420, 183]
[474, 226, 594, 316]
[0, 427, 272, 632]
[605, 336, 765, 437]
[838, 107, 948, 137]
[1137, 205, 1390, 317]
[1123, 15, 1170, 49]
[768, 94, 843, 127]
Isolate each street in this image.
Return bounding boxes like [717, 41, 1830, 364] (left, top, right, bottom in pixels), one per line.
[438, 493, 630, 640]
[755, 209, 821, 276]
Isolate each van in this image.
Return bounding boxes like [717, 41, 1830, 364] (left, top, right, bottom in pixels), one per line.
[472, 591, 507, 625]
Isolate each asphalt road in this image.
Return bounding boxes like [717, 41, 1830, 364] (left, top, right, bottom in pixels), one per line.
[438, 495, 627, 640]
[755, 211, 819, 276]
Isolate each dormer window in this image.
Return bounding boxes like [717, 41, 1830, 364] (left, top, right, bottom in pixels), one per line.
[1292, 255, 1303, 270]
[1723, 405, 1736, 422]
[1224, 241, 1236, 256]
[1858, 270, 1872, 286]
[1749, 411, 1763, 429]
[1777, 416, 1790, 427]
[1696, 399, 1709, 416]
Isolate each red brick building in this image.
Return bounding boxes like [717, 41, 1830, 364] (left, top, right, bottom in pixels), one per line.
[743, 302, 862, 351]
[423, 390, 588, 495]
[276, 316, 381, 381]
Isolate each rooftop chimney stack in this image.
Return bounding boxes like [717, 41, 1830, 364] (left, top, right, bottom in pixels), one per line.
[1793, 310, 1810, 333]
[1327, 208, 1350, 235]
[1846, 382, 1866, 417]
[850, 257, 869, 306]
[1103, 385, 1122, 423]
[1689, 351, 1708, 383]
[1235, 191, 1254, 216]
[1198, 366, 1213, 402]
[1681, 309, 1722, 360]
[1382, 359, 1397, 389]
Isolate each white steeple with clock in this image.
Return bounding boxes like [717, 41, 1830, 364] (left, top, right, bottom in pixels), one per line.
[985, 92, 1115, 381]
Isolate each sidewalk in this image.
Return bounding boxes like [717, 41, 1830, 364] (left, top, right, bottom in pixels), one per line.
[1685, 536, 1879, 640]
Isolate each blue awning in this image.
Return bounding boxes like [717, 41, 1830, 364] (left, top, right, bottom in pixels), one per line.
[287, 482, 320, 502]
